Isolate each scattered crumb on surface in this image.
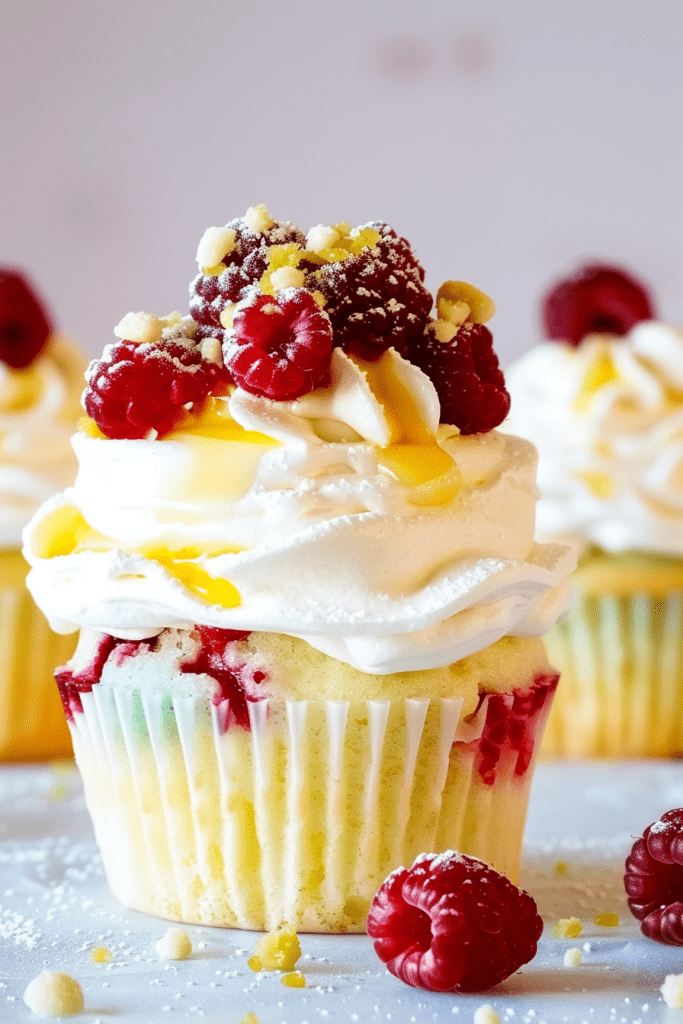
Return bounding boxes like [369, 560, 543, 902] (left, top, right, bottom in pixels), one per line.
[662, 973, 683, 1008]
[563, 947, 582, 967]
[594, 911, 619, 927]
[155, 927, 192, 961]
[473, 1005, 501, 1024]
[23, 971, 84, 1017]
[281, 971, 306, 988]
[238, 1015, 262, 1024]
[554, 861, 568, 875]
[251, 927, 301, 971]
[90, 946, 112, 963]
[552, 916, 583, 938]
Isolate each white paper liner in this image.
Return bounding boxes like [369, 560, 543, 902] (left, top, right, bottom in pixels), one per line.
[0, 565, 75, 761]
[71, 685, 550, 932]
[542, 592, 683, 757]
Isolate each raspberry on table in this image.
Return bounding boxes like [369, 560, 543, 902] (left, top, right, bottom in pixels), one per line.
[408, 320, 510, 434]
[625, 808, 683, 944]
[310, 222, 433, 361]
[0, 268, 52, 368]
[83, 322, 231, 439]
[367, 851, 542, 992]
[190, 214, 306, 340]
[224, 287, 334, 401]
[541, 263, 655, 346]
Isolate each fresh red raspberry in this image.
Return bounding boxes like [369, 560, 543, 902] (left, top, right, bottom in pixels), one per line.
[367, 851, 542, 992]
[625, 809, 683, 944]
[312, 223, 433, 361]
[83, 329, 230, 439]
[0, 269, 52, 368]
[409, 321, 510, 434]
[190, 218, 306, 339]
[224, 287, 334, 401]
[541, 263, 655, 346]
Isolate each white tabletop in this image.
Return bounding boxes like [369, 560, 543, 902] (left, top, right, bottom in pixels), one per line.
[2, 760, 683, 1024]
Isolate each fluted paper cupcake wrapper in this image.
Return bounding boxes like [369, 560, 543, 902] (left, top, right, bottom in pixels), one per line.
[0, 555, 75, 761]
[542, 592, 683, 758]
[70, 682, 553, 932]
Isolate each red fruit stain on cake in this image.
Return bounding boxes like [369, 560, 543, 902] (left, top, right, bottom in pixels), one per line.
[180, 625, 267, 731]
[541, 263, 655, 347]
[312, 222, 433, 361]
[224, 288, 334, 401]
[83, 334, 230, 440]
[461, 673, 558, 784]
[409, 322, 510, 434]
[625, 808, 683, 944]
[55, 634, 158, 721]
[0, 269, 52, 368]
[367, 850, 542, 992]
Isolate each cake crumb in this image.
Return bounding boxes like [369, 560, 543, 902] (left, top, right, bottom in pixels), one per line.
[196, 226, 236, 269]
[473, 1006, 501, 1024]
[23, 971, 84, 1017]
[594, 912, 619, 927]
[554, 861, 569, 875]
[661, 973, 683, 1008]
[563, 947, 582, 967]
[155, 927, 192, 961]
[114, 311, 163, 344]
[244, 204, 274, 233]
[552, 916, 583, 938]
[90, 946, 112, 963]
[239, 1015, 262, 1024]
[251, 927, 301, 971]
[281, 971, 306, 988]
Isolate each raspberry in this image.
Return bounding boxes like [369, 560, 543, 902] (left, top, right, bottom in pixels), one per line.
[541, 263, 655, 346]
[180, 625, 265, 731]
[224, 288, 334, 401]
[0, 269, 52, 368]
[368, 852, 541, 992]
[190, 217, 306, 339]
[624, 809, 683, 944]
[55, 634, 156, 721]
[311, 222, 433, 360]
[83, 327, 230, 439]
[409, 321, 510, 434]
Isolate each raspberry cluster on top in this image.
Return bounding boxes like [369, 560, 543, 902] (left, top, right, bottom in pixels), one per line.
[83, 204, 510, 441]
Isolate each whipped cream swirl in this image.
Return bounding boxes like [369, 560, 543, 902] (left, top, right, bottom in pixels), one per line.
[505, 323, 683, 555]
[0, 338, 83, 548]
[25, 347, 573, 673]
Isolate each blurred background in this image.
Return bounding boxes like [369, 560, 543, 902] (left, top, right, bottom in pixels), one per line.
[2, 0, 682, 364]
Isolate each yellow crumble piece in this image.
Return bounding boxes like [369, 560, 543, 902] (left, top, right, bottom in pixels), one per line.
[114, 311, 163, 344]
[239, 1015, 262, 1024]
[196, 225, 236, 269]
[595, 912, 619, 927]
[78, 415, 106, 439]
[554, 861, 569, 876]
[91, 946, 112, 963]
[201, 262, 227, 277]
[154, 927, 192, 960]
[252, 927, 301, 971]
[281, 971, 306, 988]
[48, 784, 67, 802]
[563, 947, 582, 967]
[247, 955, 262, 973]
[24, 971, 84, 1017]
[552, 916, 583, 939]
[662, 973, 683, 1008]
[474, 1005, 501, 1024]
[244, 203, 274, 233]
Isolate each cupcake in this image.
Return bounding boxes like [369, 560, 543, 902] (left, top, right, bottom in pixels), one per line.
[505, 262, 683, 757]
[0, 270, 85, 761]
[23, 206, 574, 931]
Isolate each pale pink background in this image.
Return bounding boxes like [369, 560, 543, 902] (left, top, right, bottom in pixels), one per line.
[2, 0, 682, 364]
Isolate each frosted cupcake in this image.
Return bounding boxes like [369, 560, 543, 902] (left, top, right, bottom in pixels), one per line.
[24, 206, 574, 931]
[0, 270, 85, 760]
[506, 262, 683, 757]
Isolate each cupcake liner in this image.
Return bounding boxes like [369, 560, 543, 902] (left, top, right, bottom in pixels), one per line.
[542, 591, 683, 757]
[0, 550, 75, 761]
[70, 673, 556, 932]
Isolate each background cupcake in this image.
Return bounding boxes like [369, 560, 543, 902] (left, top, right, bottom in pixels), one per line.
[0, 269, 85, 761]
[24, 207, 574, 930]
[505, 263, 683, 757]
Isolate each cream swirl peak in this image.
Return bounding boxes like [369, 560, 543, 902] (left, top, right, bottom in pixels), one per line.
[23, 206, 574, 673]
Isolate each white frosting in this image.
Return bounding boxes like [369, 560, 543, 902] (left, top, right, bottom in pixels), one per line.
[24, 348, 574, 674]
[504, 324, 683, 555]
[0, 343, 81, 548]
